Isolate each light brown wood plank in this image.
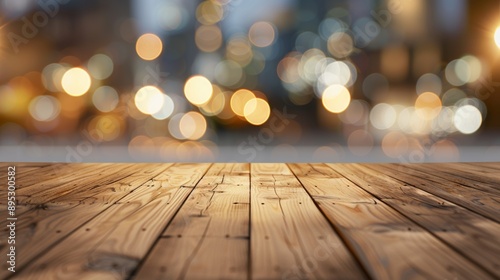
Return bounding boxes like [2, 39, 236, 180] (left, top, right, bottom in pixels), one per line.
[451, 162, 500, 174]
[251, 163, 293, 175]
[135, 163, 250, 279]
[287, 163, 340, 177]
[290, 164, 493, 279]
[0, 163, 70, 203]
[3, 163, 114, 204]
[469, 162, 500, 171]
[330, 163, 500, 277]
[251, 163, 365, 280]
[204, 162, 249, 176]
[14, 163, 211, 279]
[370, 164, 500, 223]
[135, 237, 246, 280]
[407, 163, 500, 196]
[15, 163, 113, 191]
[0, 164, 172, 279]
[16, 164, 141, 204]
[438, 162, 500, 182]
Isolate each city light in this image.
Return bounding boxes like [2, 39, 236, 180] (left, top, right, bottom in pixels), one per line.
[321, 84, 351, 113]
[184, 75, 213, 106]
[136, 33, 163, 61]
[61, 67, 91, 97]
[135, 86, 164, 115]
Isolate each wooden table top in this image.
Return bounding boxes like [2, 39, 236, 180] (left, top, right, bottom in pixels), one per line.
[0, 163, 499, 279]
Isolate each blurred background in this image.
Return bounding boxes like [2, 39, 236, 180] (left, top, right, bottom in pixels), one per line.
[1, 0, 500, 162]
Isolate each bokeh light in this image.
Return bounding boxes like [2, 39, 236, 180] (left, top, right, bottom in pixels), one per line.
[41, 63, 67, 92]
[248, 21, 276, 48]
[179, 111, 207, 140]
[87, 54, 114, 80]
[195, 25, 223, 52]
[327, 32, 354, 58]
[415, 92, 442, 120]
[226, 37, 253, 66]
[135, 86, 165, 115]
[92, 86, 119, 113]
[184, 75, 213, 106]
[444, 57, 481, 86]
[29, 95, 61, 122]
[321, 85, 351, 113]
[461, 55, 482, 83]
[196, 1, 224, 25]
[382, 131, 409, 158]
[277, 55, 301, 83]
[370, 103, 397, 130]
[87, 114, 123, 142]
[158, 2, 187, 31]
[214, 60, 244, 87]
[200, 86, 226, 116]
[230, 89, 255, 117]
[454, 105, 482, 134]
[136, 33, 163, 61]
[243, 98, 271, 125]
[61, 67, 92, 97]
[152, 94, 175, 120]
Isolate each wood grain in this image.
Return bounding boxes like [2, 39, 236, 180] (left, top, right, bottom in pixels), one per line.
[3, 162, 499, 280]
[407, 163, 500, 196]
[135, 163, 250, 279]
[370, 163, 500, 223]
[0, 164, 171, 279]
[330, 163, 500, 277]
[290, 163, 493, 279]
[14, 164, 210, 279]
[250, 163, 365, 280]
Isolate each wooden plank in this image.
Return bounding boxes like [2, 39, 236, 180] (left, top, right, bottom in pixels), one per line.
[15, 163, 211, 279]
[0, 163, 69, 203]
[0, 163, 114, 204]
[407, 163, 500, 196]
[0, 164, 172, 279]
[135, 163, 250, 279]
[287, 163, 340, 177]
[251, 163, 293, 175]
[0, 165, 41, 180]
[329, 163, 500, 277]
[204, 163, 249, 176]
[369, 164, 500, 223]
[438, 162, 500, 181]
[250, 163, 365, 280]
[289, 164, 493, 279]
[471, 162, 500, 171]
[16, 164, 142, 204]
[451, 162, 500, 174]
[14, 163, 113, 191]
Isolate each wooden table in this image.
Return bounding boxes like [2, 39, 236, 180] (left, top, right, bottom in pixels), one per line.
[0, 163, 499, 279]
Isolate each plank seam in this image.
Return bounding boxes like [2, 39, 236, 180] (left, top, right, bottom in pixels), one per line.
[392, 163, 500, 196]
[5, 164, 173, 280]
[127, 163, 214, 280]
[324, 163, 498, 279]
[362, 164, 500, 224]
[286, 163, 372, 280]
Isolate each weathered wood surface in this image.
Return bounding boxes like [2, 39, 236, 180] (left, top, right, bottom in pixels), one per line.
[330, 163, 500, 277]
[1, 162, 498, 279]
[251, 163, 365, 279]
